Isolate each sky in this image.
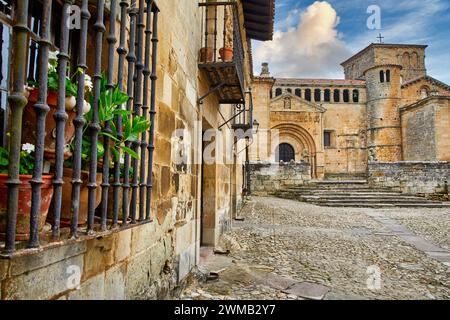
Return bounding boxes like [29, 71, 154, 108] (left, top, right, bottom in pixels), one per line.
[252, 0, 450, 83]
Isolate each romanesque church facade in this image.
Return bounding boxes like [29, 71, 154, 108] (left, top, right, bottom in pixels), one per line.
[252, 43, 450, 179]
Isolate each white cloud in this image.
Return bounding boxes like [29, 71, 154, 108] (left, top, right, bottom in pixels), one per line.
[254, 1, 351, 78]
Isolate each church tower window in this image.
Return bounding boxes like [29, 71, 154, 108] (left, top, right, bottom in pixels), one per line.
[305, 89, 311, 101]
[380, 70, 385, 83]
[343, 89, 350, 102]
[352, 89, 359, 103]
[324, 89, 331, 102]
[386, 70, 391, 82]
[333, 89, 340, 102]
[314, 89, 321, 102]
[286, 88, 292, 94]
[275, 88, 282, 97]
[295, 88, 301, 97]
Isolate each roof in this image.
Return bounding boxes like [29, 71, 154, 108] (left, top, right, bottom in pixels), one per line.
[275, 78, 366, 86]
[402, 75, 450, 91]
[242, 0, 275, 41]
[341, 43, 428, 67]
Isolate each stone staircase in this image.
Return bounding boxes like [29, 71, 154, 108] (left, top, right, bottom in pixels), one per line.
[273, 180, 450, 208]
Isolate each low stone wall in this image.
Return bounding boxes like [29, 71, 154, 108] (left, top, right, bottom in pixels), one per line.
[368, 161, 450, 195]
[249, 162, 311, 195]
[0, 222, 189, 300]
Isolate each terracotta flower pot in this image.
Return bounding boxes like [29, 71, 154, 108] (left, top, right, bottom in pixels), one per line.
[22, 89, 77, 161]
[199, 47, 214, 63]
[0, 174, 54, 241]
[48, 168, 102, 227]
[219, 47, 233, 61]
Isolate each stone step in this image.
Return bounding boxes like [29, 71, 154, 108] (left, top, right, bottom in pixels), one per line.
[307, 198, 441, 204]
[315, 202, 450, 208]
[300, 196, 430, 202]
[288, 190, 403, 195]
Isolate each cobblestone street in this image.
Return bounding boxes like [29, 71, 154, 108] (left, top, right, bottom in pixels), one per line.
[182, 197, 450, 300]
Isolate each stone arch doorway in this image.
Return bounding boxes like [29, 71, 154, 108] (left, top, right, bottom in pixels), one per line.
[276, 143, 295, 162]
[271, 124, 318, 178]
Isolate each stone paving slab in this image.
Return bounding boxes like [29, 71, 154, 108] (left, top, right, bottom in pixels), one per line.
[260, 273, 297, 290]
[282, 282, 330, 300]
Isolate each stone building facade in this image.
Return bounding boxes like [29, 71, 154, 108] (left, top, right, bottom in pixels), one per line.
[0, 0, 274, 299]
[251, 43, 450, 186]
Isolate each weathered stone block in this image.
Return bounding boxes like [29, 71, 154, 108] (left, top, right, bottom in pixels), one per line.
[0, 258, 8, 282]
[3, 254, 84, 300]
[130, 222, 161, 256]
[83, 235, 115, 280]
[68, 272, 105, 300]
[114, 229, 132, 263]
[9, 242, 86, 277]
[104, 264, 126, 300]
[124, 248, 152, 299]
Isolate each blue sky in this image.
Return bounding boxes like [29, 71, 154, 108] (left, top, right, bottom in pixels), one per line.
[253, 0, 450, 83]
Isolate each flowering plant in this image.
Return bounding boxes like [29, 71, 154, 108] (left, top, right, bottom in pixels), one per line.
[0, 143, 36, 175]
[28, 50, 92, 97]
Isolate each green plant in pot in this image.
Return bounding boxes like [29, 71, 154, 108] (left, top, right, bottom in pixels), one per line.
[0, 143, 54, 240]
[23, 50, 93, 161]
[57, 75, 150, 226]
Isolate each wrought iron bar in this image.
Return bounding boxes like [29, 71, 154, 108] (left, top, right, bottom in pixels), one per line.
[139, 0, 152, 222]
[70, 0, 90, 238]
[130, 0, 145, 223]
[145, 2, 159, 221]
[100, 0, 118, 231]
[87, 0, 106, 234]
[112, 0, 129, 227]
[123, 0, 138, 225]
[28, 0, 52, 248]
[3, 0, 30, 254]
[52, 0, 73, 238]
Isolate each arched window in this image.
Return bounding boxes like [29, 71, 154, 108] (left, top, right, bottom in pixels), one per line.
[352, 89, 359, 103]
[295, 88, 301, 97]
[305, 89, 311, 101]
[286, 88, 292, 94]
[343, 89, 350, 103]
[402, 52, 410, 67]
[380, 70, 385, 83]
[411, 52, 419, 68]
[314, 89, 321, 102]
[334, 89, 340, 102]
[276, 143, 295, 162]
[324, 89, 331, 102]
[386, 70, 391, 82]
[275, 88, 282, 97]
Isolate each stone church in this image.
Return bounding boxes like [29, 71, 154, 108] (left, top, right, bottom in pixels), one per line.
[251, 43, 450, 181]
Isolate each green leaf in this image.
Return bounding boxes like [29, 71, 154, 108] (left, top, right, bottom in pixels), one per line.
[121, 146, 139, 160]
[99, 131, 120, 142]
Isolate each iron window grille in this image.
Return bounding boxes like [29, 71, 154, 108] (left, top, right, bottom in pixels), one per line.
[0, 0, 160, 257]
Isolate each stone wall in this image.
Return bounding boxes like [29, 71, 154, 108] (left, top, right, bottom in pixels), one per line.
[368, 162, 450, 195]
[0, 223, 179, 300]
[249, 162, 311, 195]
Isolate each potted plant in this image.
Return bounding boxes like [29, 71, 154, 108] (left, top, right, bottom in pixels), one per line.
[0, 143, 54, 240]
[219, 7, 234, 61]
[199, 47, 213, 63]
[52, 75, 150, 227]
[22, 50, 93, 161]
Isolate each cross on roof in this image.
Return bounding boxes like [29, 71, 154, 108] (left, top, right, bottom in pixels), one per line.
[377, 33, 385, 43]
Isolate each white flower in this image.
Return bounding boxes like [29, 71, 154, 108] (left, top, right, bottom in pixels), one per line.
[48, 50, 59, 62]
[82, 100, 91, 114]
[22, 143, 35, 154]
[119, 154, 125, 164]
[48, 62, 57, 73]
[84, 74, 93, 92]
